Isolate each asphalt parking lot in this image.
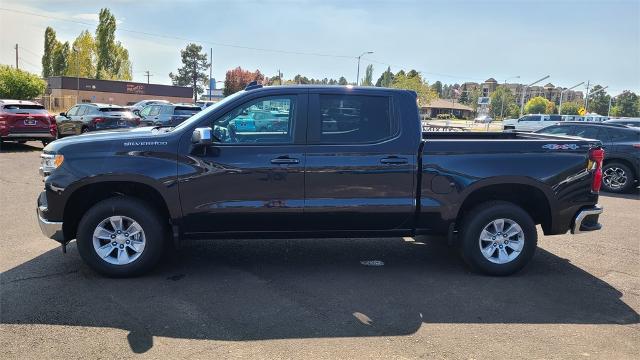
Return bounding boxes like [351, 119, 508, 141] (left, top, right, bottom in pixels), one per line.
[1, 141, 639, 359]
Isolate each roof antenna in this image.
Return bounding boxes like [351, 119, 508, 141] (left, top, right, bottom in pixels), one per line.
[245, 81, 263, 91]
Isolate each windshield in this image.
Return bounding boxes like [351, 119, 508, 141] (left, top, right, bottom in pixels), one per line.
[172, 91, 246, 132]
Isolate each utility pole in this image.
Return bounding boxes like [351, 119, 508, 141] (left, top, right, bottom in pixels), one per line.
[584, 80, 590, 111]
[193, 61, 197, 104]
[278, 69, 282, 85]
[144, 70, 152, 84]
[356, 51, 373, 86]
[15, 44, 18, 69]
[209, 48, 213, 100]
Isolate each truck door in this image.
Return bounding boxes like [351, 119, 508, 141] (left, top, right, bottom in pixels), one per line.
[177, 92, 308, 234]
[303, 91, 416, 231]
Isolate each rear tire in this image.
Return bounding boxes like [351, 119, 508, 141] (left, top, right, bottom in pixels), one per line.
[459, 201, 537, 276]
[76, 197, 167, 277]
[602, 162, 635, 193]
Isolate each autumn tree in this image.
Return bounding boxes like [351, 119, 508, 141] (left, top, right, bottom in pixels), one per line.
[223, 66, 263, 96]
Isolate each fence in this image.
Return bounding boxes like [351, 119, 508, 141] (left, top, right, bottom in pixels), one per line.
[42, 95, 77, 114]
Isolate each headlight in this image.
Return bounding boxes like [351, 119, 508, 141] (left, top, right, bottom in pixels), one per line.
[40, 153, 64, 176]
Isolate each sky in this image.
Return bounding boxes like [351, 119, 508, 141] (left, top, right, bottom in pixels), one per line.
[1, 0, 639, 95]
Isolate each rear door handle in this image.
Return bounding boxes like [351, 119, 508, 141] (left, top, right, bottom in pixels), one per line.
[271, 156, 300, 165]
[380, 156, 408, 165]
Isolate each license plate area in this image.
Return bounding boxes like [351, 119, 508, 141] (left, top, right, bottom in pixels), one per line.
[24, 119, 37, 126]
[118, 121, 127, 126]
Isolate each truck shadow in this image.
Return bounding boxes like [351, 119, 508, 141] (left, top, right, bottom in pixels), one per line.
[2, 237, 638, 354]
[600, 188, 640, 200]
[0, 141, 43, 153]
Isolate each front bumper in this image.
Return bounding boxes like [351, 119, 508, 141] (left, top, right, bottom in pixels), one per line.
[571, 205, 603, 234]
[37, 192, 64, 242]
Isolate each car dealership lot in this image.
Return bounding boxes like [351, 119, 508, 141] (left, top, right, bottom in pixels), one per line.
[1, 142, 639, 359]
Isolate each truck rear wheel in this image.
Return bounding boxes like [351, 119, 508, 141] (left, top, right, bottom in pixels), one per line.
[76, 197, 166, 277]
[459, 201, 537, 276]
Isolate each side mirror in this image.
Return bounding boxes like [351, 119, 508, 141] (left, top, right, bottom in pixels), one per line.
[192, 127, 213, 145]
[59, 112, 66, 117]
[133, 109, 140, 116]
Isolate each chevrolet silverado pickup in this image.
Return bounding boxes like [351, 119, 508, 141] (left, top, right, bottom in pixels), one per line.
[37, 84, 604, 277]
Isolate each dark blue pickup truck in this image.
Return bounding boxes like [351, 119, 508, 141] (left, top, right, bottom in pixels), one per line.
[37, 84, 604, 277]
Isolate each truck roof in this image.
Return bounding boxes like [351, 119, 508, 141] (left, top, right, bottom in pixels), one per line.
[245, 84, 416, 95]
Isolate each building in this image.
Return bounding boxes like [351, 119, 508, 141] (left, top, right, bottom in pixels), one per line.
[420, 98, 474, 120]
[44, 76, 194, 112]
[460, 78, 584, 107]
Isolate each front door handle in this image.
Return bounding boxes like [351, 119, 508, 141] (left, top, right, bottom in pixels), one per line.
[380, 156, 408, 165]
[271, 156, 300, 165]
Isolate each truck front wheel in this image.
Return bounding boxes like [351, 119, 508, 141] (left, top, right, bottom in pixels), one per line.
[76, 197, 166, 277]
[459, 201, 537, 276]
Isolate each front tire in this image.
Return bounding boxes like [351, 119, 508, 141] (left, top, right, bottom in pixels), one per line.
[602, 162, 635, 193]
[76, 197, 166, 277]
[459, 201, 537, 276]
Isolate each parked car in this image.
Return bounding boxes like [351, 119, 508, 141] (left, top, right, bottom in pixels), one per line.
[503, 114, 563, 132]
[605, 118, 640, 128]
[0, 100, 56, 148]
[474, 115, 493, 123]
[55, 103, 140, 137]
[37, 84, 604, 277]
[129, 99, 170, 114]
[196, 100, 217, 109]
[138, 104, 202, 126]
[535, 122, 639, 193]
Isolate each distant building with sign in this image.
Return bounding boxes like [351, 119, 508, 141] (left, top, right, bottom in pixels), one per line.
[45, 77, 194, 109]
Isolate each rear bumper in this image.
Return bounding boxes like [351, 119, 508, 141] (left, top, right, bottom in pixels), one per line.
[37, 192, 64, 242]
[2, 132, 54, 140]
[571, 205, 603, 234]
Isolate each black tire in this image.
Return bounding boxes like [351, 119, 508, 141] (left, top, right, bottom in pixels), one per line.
[459, 201, 537, 276]
[602, 162, 635, 193]
[76, 197, 167, 277]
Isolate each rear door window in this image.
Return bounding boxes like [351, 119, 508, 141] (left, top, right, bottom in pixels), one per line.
[77, 106, 89, 116]
[316, 94, 395, 144]
[541, 125, 574, 135]
[66, 106, 79, 116]
[571, 126, 601, 140]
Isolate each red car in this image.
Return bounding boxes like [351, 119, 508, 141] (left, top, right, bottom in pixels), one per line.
[0, 100, 56, 148]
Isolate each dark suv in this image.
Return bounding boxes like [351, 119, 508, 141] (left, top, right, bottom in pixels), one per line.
[55, 103, 140, 137]
[0, 100, 56, 147]
[138, 104, 201, 126]
[536, 122, 640, 193]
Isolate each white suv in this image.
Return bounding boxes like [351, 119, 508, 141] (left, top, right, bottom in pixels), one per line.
[503, 114, 563, 132]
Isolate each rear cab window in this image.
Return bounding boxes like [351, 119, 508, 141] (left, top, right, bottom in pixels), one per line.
[2, 104, 48, 114]
[312, 94, 396, 144]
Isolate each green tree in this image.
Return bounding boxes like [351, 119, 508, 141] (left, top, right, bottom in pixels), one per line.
[361, 64, 374, 86]
[338, 76, 348, 85]
[586, 85, 610, 115]
[41, 27, 59, 78]
[391, 71, 436, 106]
[560, 101, 581, 115]
[406, 69, 419, 78]
[468, 87, 482, 112]
[112, 42, 132, 80]
[431, 81, 443, 97]
[524, 96, 550, 114]
[0, 65, 46, 100]
[459, 84, 469, 104]
[95, 8, 117, 79]
[52, 42, 70, 76]
[66, 30, 96, 78]
[489, 86, 516, 119]
[613, 91, 639, 117]
[169, 43, 210, 101]
[375, 66, 393, 87]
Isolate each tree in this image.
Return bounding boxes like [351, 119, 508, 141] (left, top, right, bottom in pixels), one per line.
[338, 76, 348, 85]
[468, 87, 482, 112]
[222, 66, 263, 96]
[112, 42, 132, 80]
[170, 43, 210, 101]
[587, 85, 610, 115]
[459, 84, 469, 104]
[489, 86, 516, 119]
[362, 64, 374, 86]
[524, 96, 550, 114]
[375, 66, 393, 87]
[406, 69, 419, 78]
[0, 65, 46, 100]
[612, 91, 639, 117]
[52, 42, 70, 76]
[390, 71, 436, 106]
[431, 81, 443, 97]
[559, 101, 581, 115]
[42, 27, 59, 78]
[545, 100, 556, 115]
[66, 30, 96, 78]
[95, 8, 117, 79]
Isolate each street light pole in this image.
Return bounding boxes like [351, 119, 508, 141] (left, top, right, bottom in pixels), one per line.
[73, 46, 79, 102]
[558, 81, 584, 115]
[585, 85, 608, 113]
[356, 51, 373, 85]
[520, 75, 550, 117]
[500, 75, 519, 120]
